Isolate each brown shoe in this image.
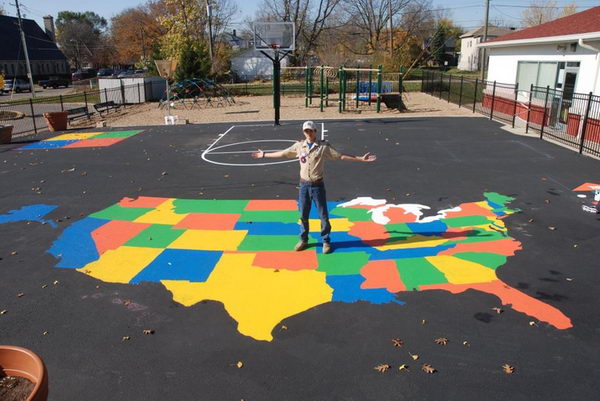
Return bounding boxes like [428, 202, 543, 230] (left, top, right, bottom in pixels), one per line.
[323, 242, 332, 254]
[295, 241, 308, 251]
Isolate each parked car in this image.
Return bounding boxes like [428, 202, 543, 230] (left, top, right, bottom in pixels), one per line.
[71, 69, 97, 81]
[97, 68, 114, 77]
[134, 69, 146, 75]
[3, 79, 32, 93]
[39, 77, 70, 89]
[117, 70, 135, 78]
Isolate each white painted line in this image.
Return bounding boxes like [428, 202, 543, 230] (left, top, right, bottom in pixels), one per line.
[321, 122, 328, 141]
[202, 125, 235, 154]
[209, 149, 289, 155]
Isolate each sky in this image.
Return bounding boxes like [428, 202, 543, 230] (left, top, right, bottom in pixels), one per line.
[1, 0, 598, 34]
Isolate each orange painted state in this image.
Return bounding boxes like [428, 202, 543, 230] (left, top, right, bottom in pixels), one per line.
[119, 196, 169, 208]
[348, 221, 389, 247]
[92, 220, 151, 255]
[360, 260, 406, 292]
[252, 251, 318, 271]
[173, 213, 241, 230]
[439, 238, 522, 256]
[445, 203, 496, 218]
[63, 137, 125, 148]
[245, 200, 298, 211]
[419, 280, 573, 329]
[442, 227, 474, 240]
[572, 182, 600, 192]
[384, 207, 419, 223]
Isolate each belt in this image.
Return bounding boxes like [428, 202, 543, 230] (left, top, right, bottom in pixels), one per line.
[300, 178, 324, 185]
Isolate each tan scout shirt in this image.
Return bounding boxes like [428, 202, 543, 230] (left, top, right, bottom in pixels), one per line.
[281, 139, 342, 181]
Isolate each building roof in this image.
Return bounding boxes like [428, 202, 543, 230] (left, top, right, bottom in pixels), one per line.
[460, 26, 514, 39]
[0, 15, 67, 61]
[483, 6, 600, 46]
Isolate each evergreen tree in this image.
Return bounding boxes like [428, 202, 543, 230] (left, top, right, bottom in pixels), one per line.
[175, 41, 211, 81]
[430, 25, 446, 67]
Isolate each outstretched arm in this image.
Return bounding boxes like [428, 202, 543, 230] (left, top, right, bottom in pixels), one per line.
[340, 152, 377, 162]
[251, 149, 288, 159]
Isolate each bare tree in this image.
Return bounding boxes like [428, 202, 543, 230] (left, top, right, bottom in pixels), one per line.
[521, 0, 576, 27]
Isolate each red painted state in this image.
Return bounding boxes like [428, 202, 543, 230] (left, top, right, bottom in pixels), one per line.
[360, 260, 406, 292]
[119, 196, 169, 208]
[419, 280, 573, 329]
[445, 203, 496, 218]
[63, 137, 125, 148]
[439, 238, 522, 256]
[573, 182, 600, 191]
[173, 213, 241, 230]
[92, 220, 151, 255]
[348, 221, 389, 247]
[383, 207, 418, 223]
[252, 251, 318, 271]
[245, 200, 298, 211]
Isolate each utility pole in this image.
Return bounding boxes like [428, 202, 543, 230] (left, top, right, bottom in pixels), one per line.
[14, 0, 35, 97]
[206, 0, 214, 68]
[480, 0, 490, 80]
[388, 0, 393, 59]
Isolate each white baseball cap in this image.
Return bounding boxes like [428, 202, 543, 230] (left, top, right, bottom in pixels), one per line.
[302, 121, 317, 132]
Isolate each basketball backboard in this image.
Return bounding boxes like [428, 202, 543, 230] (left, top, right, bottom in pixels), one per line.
[253, 22, 295, 51]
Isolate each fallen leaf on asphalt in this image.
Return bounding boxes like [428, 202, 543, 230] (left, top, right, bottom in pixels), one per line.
[544, 199, 551, 204]
[123, 300, 131, 306]
[409, 353, 419, 361]
[566, 278, 573, 281]
[491, 307, 504, 314]
[573, 244, 578, 248]
[16, 293, 24, 298]
[10, 251, 17, 256]
[41, 285, 47, 289]
[61, 167, 76, 173]
[122, 336, 131, 342]
[528, 218, 534, 223]
[280, 325, 288, 330]
[548, 226, 556, 231]
[421, 364, 436, 374]
[462, 341, 470, 347]
[398, 364, 409, 371]
[161, 171, 168, 176]
[53, 280, 59, 285]
[236, 361, 244, 369]
[421, 319, 426, 325]
[0, 310, 7, 315]
[529, 321, 538, 327]
[392, 338, 404, 347]
[374, 364, 391, 373]
[434, 337, 448, 346]
[42, 331, 48, 336]
[502, 364, 515, 374]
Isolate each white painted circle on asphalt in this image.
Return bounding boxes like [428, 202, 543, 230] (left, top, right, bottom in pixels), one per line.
[202, 139, 298, 167]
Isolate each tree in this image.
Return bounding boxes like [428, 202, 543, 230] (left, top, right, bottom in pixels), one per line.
[55, 11, 110, 68]
[430, 24, 446, 66]
[521, 1, 577, 27]
[175, 41, 211, 80]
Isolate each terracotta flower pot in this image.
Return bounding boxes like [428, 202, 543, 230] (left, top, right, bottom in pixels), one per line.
[0, 346, 48, 401]
[0, 125, 13, 144]
[43, 111, 68, 132]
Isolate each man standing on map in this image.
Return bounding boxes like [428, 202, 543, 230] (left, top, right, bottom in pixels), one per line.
[252, 121, 376, 254]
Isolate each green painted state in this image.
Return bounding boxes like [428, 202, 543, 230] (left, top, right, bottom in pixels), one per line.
[125, 224, 185, 248]
[93, 130, 143, 138]
[239, 210, 300, 223]
[443, 215, 492, 228]
[90, 204, 154, 221]
[329, 207, 373, 222]
[452, 252, 507, 270]
[395, 258, 448, 291]
[385, 223, 413, 241]
[172, 199, 249, 214]
[237, 235, 300, 251]
[484, 192, 515, 206]
[316, 252, 371, 275]
[450, 228, 507, 244]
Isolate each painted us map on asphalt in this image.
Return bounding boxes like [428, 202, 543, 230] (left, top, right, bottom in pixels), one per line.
[49, 193, 572, 341]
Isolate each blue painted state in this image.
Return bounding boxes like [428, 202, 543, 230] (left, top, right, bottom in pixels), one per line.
[234, 221, 299, 235]
[0, 204, 58, 227]
[367, 244, 456, 260]
[19, 140, 78, 149]
[48, 217, 108, 268]
[406, 220, 447, 236]
[326, 275, 405, 305]
[306, 201, 345, 219]
[130, 249, 222, 284]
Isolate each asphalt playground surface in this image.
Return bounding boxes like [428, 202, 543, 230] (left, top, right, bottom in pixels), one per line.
[1, 116, 599, 401]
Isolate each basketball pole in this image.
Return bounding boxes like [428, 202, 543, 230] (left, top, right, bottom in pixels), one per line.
[260, 47, 290, 126]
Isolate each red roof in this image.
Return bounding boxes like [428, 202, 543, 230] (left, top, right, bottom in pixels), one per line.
[485, 6, 600, 44]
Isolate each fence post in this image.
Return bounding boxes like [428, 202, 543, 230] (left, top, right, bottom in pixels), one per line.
[29, 98, 37, 134]
[104, 88, 108, 103]
[325, 75, 329, 107]
[320, 65, 325, 112]
[421, 70, 425, 93]
[447, 74, 452, 103]
[512, 83, 519, 128]
[578, 92, 593, 154]
[305, 66, 309, 107]
[490, 81, 497, 120]
[368, 65, 373, 106]
[59, 95, 64, 111]
[84, 91, 88, 112]
[376, 64, 383, 113]
[137, 82, 141, 103]
[458, 76, 463, 108]
[355, 65, 360, 109]
[399, 66, 404, 96]
[540, 85, 550, 139]
[473, 78, 478, 113]
[439, 73, 443, 99]
[338, 66, 343, 113]
[308, 67, 313, 105]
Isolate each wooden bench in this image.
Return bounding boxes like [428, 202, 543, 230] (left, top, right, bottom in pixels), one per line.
[67, 106, 90, 122]
[93, 101, 122, 116]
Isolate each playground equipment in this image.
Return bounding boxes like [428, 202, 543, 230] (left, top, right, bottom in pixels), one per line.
[158, 78, 235, 110]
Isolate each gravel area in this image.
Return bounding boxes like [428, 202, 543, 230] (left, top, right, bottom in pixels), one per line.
[92, 92, 479, 128]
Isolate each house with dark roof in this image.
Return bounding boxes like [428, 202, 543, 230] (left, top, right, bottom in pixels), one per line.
[457, 26, 515, 71]
[0, 15, 70, 81]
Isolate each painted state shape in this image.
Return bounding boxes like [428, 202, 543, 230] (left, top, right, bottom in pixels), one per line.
[245, 199, 298, 210]
[425, 255, 498, 284]
[360, 260, 406, 293]
[251, 251, 319, 271]
[326, 275, 404, 305]
[0, 204, 58, 227]
[49, 132, 102, 140]
[173, 213, 241, 230]
[63, 137, 125, 148]
[119, 196, 170, 208]
[49, 217, 109, 268]
[234, 221, 299, 235]
[161, 253, 333, 341]
[78, 246, 163, 283]
[419, 280, 573, 329]
[134, 199, 188, 225]
[168, 229, 247, 251]
[92, 220, 151, 255]
[439, 238, 522, 256]
[19, 140, 77, 149]
[130, 249, 222, 283]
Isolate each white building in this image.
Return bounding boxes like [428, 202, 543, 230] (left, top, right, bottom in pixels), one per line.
[231, 49, 289, 82]
[458, 26, 514, 71]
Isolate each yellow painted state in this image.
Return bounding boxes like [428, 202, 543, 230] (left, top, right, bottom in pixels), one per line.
[78, 246, 162, 283]
[376, 235, 449, 251]
[425, 255, 497, 284]
[161, 253, 332, 341]
[135, 199, 187, 225]
[48, 132, 102, 140]
[305, 218, 353, 232]
[476, 201, 494, 211]
[168, 229, 247, 251]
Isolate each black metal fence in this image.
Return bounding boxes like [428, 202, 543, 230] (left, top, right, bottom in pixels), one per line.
[0, 80, 165, 138]
[421, 70, 600, 158]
